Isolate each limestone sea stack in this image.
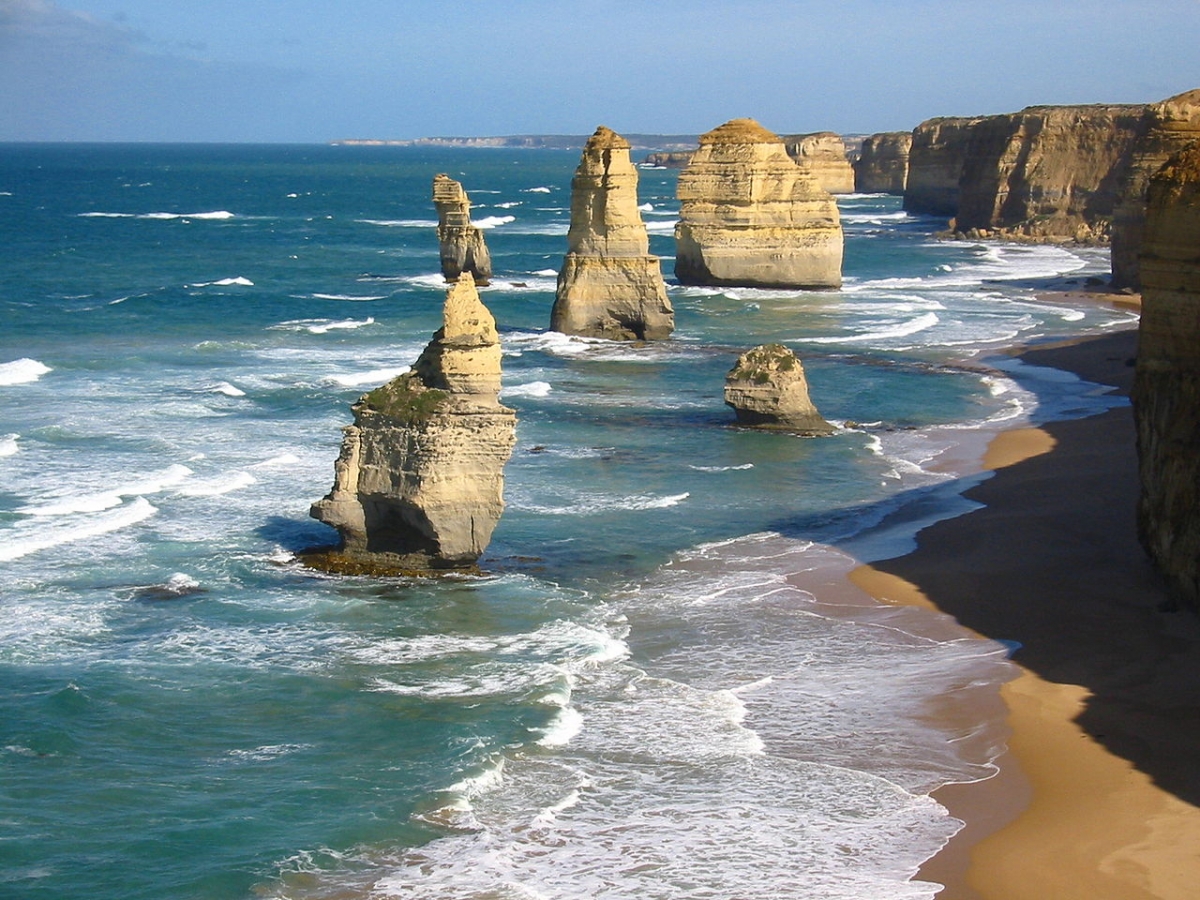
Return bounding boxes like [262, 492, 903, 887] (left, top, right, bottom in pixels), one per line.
[1111, 89, 1200, 290]
[675, 119, 843, 289]
[550, 126, 674, 340]
[782, 132, 856, 194]
[1133, 144, 1200, 613]
[724, 344, 834, 435]
[433, 173, 492, 286]
[854, 131, 912, 194]
[309, 273, 516, 573]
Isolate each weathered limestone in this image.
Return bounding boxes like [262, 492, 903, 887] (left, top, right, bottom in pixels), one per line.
[854, 131, 912, 194]
[433, 174, 492, 286]
[904, 117, 981, 217]
[1133, 144, 1200, 614]
[1112, 89, 1200, 289]
[782, 132, 856, 194]
[550, 126, 674, 340]
[724, 344, 834, 435]
[952, 104, 1146, 242]
[675, 118, 843, 289]
[642, 151, 694, 168]
[309, 273, 516, 572]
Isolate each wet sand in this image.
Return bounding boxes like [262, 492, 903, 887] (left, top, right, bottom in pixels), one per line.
[852, 326, 1200, 899]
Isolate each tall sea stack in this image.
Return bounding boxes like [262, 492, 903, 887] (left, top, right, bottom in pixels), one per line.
[675, 118, 843, 289]
[854, 131, 912, 194]
[1133, 144, 1200, 613]
[1111, 89, 1200, 290]
[550, 126, 674, 340]
[433, 174, 493, 286]
[781, 132, 856, 194]
[309, 273, 516, 573]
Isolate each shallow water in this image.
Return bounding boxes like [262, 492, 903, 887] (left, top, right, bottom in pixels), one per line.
[0, 145, 1134, 899]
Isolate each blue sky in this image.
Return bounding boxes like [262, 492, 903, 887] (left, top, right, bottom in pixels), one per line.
[3, 0, 1199, 142]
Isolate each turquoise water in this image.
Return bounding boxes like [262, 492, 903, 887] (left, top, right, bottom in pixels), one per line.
[0, 144, 1134, 899]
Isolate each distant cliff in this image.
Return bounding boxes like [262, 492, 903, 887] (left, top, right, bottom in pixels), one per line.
[854, 131, 911, 194]
[781, 132, 856, 194]
[333, 134, 700, 151]
[904, 117, 981, 217]
[1134, 143, 1200, 614]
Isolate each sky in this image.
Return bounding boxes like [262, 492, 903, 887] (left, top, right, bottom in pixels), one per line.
[2, 0, 1199, 142]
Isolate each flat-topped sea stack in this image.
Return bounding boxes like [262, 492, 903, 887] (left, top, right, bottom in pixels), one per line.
[782, 132, 856, 194]
[854, 131, 912, 194]
[1112, 89, 1200, 289]
[952, 104, 1146, 242]
[1133, 144, 1200, 614]
[309, 273, 516, 573]
[675, 119, 843, 289]
[724, 344, 834, 435]
[433, 174, 492, 286]
[904, 117, 981, 217]
[551, 126, 674, 340]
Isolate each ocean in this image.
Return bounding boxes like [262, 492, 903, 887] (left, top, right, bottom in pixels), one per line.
[0, 143, 1135, 900]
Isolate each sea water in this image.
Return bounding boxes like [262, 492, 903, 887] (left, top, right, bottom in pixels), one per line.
[0, 144, 1135, 900]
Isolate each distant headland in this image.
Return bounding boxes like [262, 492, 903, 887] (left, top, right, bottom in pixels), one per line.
[330, 134, 700, 151]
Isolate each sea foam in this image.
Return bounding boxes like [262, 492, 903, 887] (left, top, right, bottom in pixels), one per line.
[0, 497, 158, 562]
[0, 358, 51, 386]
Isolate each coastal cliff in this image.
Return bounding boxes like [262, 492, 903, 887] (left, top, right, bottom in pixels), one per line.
[952, 104, 1146, 242]
[675, 118, 843, 289]
[550, 126, 674, 340]
[904, 117, 981, 216]
[782, 132, 856, 194]
[724, 344, 833, 434]
[433, 174, 492, 286]
[854, 131, 911, 194]
[1133, 144, 1200, 614]
[309, 274, 516, 573]
[1111, 89, 1200, 289]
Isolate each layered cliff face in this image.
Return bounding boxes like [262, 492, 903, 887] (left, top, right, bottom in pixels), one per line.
[904, 117, 981, 216]
[433, 174, 493, 286]
[551, 126, 674, 340]
[1133, 144, 1200, 613]
[675, 118, 843, 289]
[854, 131, 912, 194]
[724, 344, 833, 435]
[782, 132, 855, 194]
[310, 274, 516, 572]
[951, 104, 1146, 242]
[1111, 89, 1200, 289]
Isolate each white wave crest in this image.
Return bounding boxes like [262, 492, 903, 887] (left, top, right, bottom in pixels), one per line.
[209, 382, 246, 397]
[191, 276, 253, 288]
[270, 317, 375, 334]
[536, 706, 584, 748]
[500, 381, 552, 399]
[807, 312, 940, 345]
[514, 491, 689, 515]
[688, 463, 754, 472]
[0, 497, 158, 562]
[644, 219, 678, 233]
[18, 464, 193, 516]
[0, 358, 51, 386]
[177, 471, 257, 497]
[474, 215, 515, 229]
[324, 366, 410, 388]
[251, 453, 302, 468]
[357, 218, 438, 228]
[310, 293, 386, 301]
[0, 433, 18, 457]
[523, 186, 553, 193]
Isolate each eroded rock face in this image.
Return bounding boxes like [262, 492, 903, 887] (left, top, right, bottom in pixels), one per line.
[782, 132, 856, 194]
[1133, 144, 1200, 613]
[675, 118, 843, 289]
[309, 274, 516, 572]
[1112, 89, 1200, 289]
[952, 104, 1146, 242]
[724, 344, 833, 434]
[433, 174, 493, 286]
[854, 131, 912, 194]
[550, 126, 674, 340]
[904, 117, 981, 217]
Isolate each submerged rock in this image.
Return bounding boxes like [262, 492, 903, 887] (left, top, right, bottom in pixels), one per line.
[433, 173, 493, 286]
[1133, 144, 1200, 614]
[675, 118, 843, 289]
[724, 344, 834, 435]
[550, 126, 674, 340]
[309, 273, 516, 573]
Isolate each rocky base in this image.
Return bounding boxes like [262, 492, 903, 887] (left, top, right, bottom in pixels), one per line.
[724, 343, 834, 435]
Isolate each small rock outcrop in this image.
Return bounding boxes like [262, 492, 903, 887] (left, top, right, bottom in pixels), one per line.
[1111, 89, 1200, 289]
[904, 117, 981, 217]
[782, 132, 856, 194]
[550, 126, 674, 341]
[854, 131, 912, 194]
[675, 118, 843, 289]
[951, 104, 1146, 242]
[309, 273, 516, 573]
[642, 151, 694, 168]
[1133, 144, 1200, 614]
[433, 174, 492, 286]
[724, 344, 834, 434]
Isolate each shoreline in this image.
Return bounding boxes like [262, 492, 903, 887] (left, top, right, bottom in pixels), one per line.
[850, 324, 1200, 899]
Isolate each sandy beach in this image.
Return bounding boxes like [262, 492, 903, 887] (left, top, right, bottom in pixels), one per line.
[852, 323, 1200, 899]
